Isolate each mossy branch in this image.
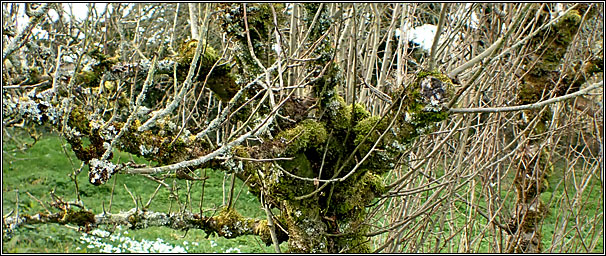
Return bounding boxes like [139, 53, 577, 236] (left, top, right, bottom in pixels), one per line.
[99, 55, 159, 161]
[3, 207, 286, 245]
[138, 33, 205, 132]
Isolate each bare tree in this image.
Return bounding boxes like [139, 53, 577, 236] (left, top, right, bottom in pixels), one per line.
[2, 3, 603, 253]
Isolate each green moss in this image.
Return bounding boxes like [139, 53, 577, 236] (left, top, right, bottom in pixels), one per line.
[397, 70, 452, 128]
[282, 199, 327, 253]
[327, 172, 383, 253]
[416, 71, 455, 102]
[128, 212, 141, 228]
[326, 95, 352, 131]
[70, 49, 117, 88]
[302, 3, 333, 64]
[333, 227, 371, 253]
[253, 219, 272, 244]
[555, 10, 582, 45]
[269, 158, 316, 201]
[87, 47, 120, 76]
[206, 72, 239, 102]
[308, 65, 351, 135]
[63, 210, 96, 227]
[217, 4, 284, 75]
[106, 119, 206, 165]
[277, 119, 327, 154]
[583, 57, 603, 74]
[317, 64, 343, 97]
[363, 172, 387, 195]
[417, 69, 452, 83]
[518, 83, 542, 105]
[24, 67, 49, 87]
[176, 39, 239, 102]
[215, 206, 244, 227]
[332, 171, 384, 216]
[351, 103, 371, 122]
[325, 101, 371, 133]
[516, 5, 587, 133]
[522, 6, 583, 76]
[68, 107, 90, 135]
[177, 39, 205, 66]
[74, 70, 100, 88]
[353, 116, 388, 153]
[411, 108, 449, 126]
[231, 145, 250, 158]
[267, 155, 318, 202]
[280, 153, 314, 178]
[64, 109, 109, 162]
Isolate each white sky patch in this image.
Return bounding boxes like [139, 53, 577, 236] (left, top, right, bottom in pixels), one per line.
[410, 24, 437, 51]
[15, 4, 28, 34]
[551, 3, 565, 19]
[272, 43, 282, 55]
[48, 8, 59, 22]
[121, 4, 135, 18]
[62, 55, 75, 63]
[64, 3, 107, 21]
[394, 5, 477, 52]
[14, 3, 106, 37]
[14, 4, 48, 39]
[285, 3, 293, 15]
[467, 4, 480, 29]
[448, 3, 480, 30]
[66, 3, 89, 21]
[396, 23, 437, 51]
[31, 28, 49, 39]
[554, 3, 564, 14]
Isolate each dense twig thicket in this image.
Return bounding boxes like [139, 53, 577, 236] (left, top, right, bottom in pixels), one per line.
[2, 3, 603, 253]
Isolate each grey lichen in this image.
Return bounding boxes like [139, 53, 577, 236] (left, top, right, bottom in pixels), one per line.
[88, 158, 120, 185]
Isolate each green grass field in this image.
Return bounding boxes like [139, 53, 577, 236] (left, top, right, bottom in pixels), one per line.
[411, 152, 604, 253]
[2, 130, 287, 253]
[2, 130, 602, 253]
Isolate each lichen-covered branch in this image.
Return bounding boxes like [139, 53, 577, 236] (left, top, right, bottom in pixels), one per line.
[137, 33, 204, 132]
[2, 4, 51, 61]
[2, 207, 287, 245]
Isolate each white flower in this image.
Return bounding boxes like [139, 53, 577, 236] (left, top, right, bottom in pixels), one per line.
[225, 247, 241, 253]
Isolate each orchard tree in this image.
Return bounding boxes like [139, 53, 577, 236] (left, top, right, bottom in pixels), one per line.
[2, 3, 603, 253]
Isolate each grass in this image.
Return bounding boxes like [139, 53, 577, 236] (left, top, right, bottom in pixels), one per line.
[2, 129, 286, 253]
[2, 129, 602, 253]
[401, 157, 604, 253]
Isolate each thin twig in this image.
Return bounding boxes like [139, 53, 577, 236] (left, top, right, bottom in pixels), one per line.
[101, 54, 159, 160]
[262, 193, 282, 253]
[108, 173, 118, 213]
[123, 184, 138, 210]
[428, 3, 448, 71]
[447, 3, 531, 109]
[216, 156, 294, 162]
[3, 4, 51, 61]
[26, 191, 51, 215]
[449, 81, 603, 114]
[145, 183, 163, 209]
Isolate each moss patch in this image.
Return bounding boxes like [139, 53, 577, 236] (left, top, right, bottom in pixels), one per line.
[276, 119, 327, 155]
[176, 39, 239, 102]
[64, 209, 96, 227]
